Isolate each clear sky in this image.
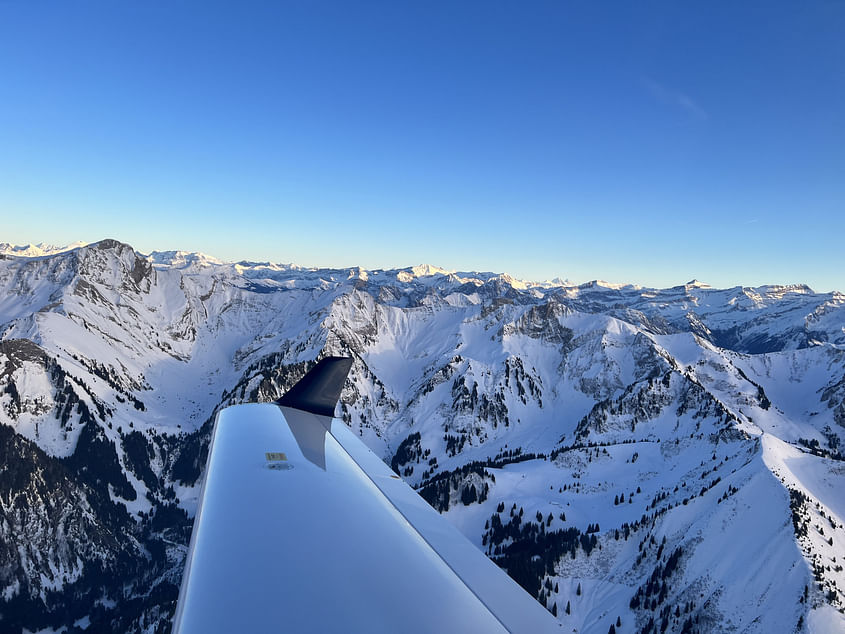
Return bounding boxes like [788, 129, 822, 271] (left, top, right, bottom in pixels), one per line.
[1, 1, 843, 291]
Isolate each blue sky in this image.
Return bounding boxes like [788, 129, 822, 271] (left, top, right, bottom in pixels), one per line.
[1, 2, 843, 290]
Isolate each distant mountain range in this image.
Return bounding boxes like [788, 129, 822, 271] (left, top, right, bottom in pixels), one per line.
[0, 239, 843, 633]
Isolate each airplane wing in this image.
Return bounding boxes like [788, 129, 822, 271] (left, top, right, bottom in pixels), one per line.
[172, 357, 561, 633]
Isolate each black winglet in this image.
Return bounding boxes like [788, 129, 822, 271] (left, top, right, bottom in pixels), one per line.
[277, 356, 353, 417]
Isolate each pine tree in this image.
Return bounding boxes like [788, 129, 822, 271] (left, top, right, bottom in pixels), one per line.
[576, 582, 581, 596]
[608, 625, 616, 634]
[565, 600, 571, 615]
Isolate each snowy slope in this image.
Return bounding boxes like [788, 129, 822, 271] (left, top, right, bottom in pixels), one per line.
[0, 239, 843, 633]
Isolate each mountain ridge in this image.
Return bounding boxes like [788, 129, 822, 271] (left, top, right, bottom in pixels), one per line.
[3, 239, 837, 296]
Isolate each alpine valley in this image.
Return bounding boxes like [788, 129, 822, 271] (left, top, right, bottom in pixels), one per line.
[1, 239, 844, 634]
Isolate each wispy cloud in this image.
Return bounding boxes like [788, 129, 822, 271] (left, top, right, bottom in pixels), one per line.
[644, 78, 709, 120]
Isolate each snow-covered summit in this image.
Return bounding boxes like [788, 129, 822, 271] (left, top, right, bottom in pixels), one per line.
[408, 263, 452, 278]
[145, 249, 224, 269]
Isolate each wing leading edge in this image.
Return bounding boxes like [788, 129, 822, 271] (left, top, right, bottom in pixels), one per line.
[172, 358, 560, 633]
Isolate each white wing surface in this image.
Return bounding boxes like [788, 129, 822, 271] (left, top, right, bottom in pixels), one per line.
[172, 358, 560, 633]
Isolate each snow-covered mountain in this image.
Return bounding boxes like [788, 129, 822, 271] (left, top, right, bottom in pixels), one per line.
[1, 239, 843, 633]
[0, 241, 88, 259]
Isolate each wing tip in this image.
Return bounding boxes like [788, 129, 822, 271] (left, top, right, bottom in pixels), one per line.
[277, 356, 353, 416]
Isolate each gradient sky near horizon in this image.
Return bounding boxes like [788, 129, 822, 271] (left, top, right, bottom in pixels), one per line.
[1, 2, 843, 291]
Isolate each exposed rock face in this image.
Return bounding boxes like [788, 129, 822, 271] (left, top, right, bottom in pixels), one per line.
[0, 240, 843, 633]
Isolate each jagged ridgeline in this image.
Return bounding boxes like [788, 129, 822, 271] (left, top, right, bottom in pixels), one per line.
[1, 239, 844, 633]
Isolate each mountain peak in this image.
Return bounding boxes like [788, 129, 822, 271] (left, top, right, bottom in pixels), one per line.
[410, 264, 452, 278]
[146, 250, 223, 268]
